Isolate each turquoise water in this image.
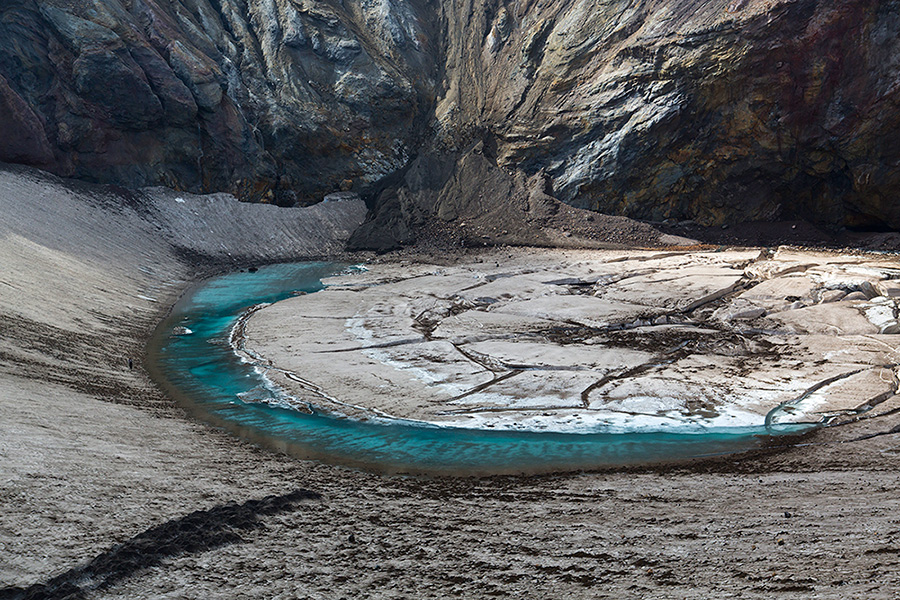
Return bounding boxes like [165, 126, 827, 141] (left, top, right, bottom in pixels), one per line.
[152, 262, 811, 475]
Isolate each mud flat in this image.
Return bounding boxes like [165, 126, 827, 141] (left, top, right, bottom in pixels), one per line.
[243, 248, 900, 434]
[4, 163, 900, 598]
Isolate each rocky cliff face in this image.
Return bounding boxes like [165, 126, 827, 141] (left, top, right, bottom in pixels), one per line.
[2, 0, 898, 238]
[428, 0, 900, 232]
[0, 0, 437, 204]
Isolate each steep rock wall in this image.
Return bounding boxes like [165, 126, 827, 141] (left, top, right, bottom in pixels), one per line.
[0, 0, 437, 204]
[1, 0, 898, 236]
[429, 0, 900, 231]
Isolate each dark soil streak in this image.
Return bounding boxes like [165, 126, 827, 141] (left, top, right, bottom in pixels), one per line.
[0, 490, 319, 600]
[445, 369, 525, 404]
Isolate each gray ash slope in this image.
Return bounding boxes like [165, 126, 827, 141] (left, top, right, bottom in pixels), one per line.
[0, 163, 365, 412]
[3, 165, 900, 599]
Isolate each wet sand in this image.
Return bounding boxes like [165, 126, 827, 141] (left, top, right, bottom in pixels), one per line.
[3, 164, 900, 599]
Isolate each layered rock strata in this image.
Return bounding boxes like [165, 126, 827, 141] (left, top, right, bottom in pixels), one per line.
[1, 0, 898, 238]
[428, 0, 900, 231]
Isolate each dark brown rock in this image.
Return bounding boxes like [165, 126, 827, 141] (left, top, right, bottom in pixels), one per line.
[428, 0, 900, 231]
[0, 74, 53, 165]
[351, 0, 900, 248]
[1, 0, 899, 241]
[0, 0, 436, 204]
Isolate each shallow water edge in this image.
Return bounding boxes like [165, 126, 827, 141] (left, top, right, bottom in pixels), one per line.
[147, 261, 816, 476]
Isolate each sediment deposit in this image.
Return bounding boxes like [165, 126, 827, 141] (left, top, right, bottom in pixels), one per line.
[242, 247, 900, 432]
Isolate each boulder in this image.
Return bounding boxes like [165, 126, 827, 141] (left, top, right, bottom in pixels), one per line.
[842, 291, 868, 302]
[819, 290, 848, 304]
[880, 322, 900, 335]
[876, 281, 900, 298]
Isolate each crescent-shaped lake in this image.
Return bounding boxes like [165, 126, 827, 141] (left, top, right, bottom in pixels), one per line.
[151, 262, 810, 475]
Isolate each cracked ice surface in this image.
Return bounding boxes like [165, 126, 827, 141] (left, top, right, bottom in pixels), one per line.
[241, 247, 900, 432]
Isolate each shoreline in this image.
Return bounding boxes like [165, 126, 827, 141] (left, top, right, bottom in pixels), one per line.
[158, 268, 803, 477]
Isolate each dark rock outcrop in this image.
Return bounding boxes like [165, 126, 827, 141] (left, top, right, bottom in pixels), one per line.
[0, 0, 437, 205]
[428, 0, 900, 232]
[346, 141, 668, 252]
[1, 0, 898, 239]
